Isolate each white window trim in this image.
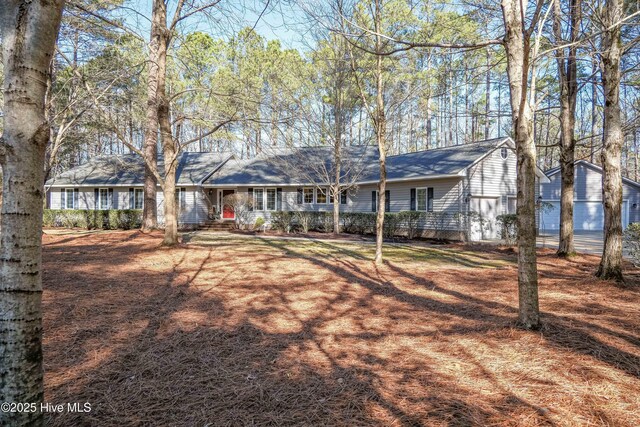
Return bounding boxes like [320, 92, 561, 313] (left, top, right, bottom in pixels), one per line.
[303, 187, 315, 204]
[254, 188, 265, 211]
[416, 188, 427, 211]
[174, 188, 187, 211]
[99, 188, 110, 210]
[65, 188, 75, 210]
[500, 147, 509, 160]
[134, 189, 144, 210]
[416, 187, 434, 212]
[316, 187, 328, 204]
[266, 188, 277, 211]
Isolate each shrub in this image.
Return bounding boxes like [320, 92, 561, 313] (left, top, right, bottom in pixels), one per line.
[397, 211, 423, 239]
[316, 212, 334, 233]
[254, 216, 265, 231]
[223, 193, 253, 229]
[496, 214, 518, 245]
[624, 223, 640, 267]
[43, 209, 142, 230]
[294, 211, 316, 233]
[341, 212, 376, 235]
[383, 213, 402, 238]
[271, 211, 296, 233]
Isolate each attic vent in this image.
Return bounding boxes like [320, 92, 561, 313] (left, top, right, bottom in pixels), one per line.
[500, 147, 509, 160]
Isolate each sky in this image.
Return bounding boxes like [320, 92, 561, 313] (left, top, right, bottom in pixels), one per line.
[118, 1, 309, 51]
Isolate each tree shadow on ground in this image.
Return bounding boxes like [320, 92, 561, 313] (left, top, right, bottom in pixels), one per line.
[42, 231, 640, 426]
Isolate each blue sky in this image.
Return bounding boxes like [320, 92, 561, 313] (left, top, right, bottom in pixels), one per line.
[118, 1, 308, 50]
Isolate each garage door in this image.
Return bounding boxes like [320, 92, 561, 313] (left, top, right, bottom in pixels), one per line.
[540, 200, 629, 231]
[469, 197, 499, 240]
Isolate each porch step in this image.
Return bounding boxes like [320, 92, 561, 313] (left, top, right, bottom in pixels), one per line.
[199, 221, 235, 231]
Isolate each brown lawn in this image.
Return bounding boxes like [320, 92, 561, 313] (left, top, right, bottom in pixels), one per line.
[42, 230, 640, 426]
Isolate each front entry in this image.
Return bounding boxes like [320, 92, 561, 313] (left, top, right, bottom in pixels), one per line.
[222, 189, 235, 219]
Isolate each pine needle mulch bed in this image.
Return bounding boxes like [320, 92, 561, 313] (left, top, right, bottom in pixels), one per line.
[42, 230, 640, 426]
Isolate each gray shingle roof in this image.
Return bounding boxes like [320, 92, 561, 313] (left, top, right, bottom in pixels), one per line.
[205, 145, 379, 186]
[371, 138, 510, 183]
[545, 159, 640, 189]
[48, 138, 517, 188]
[47, 152, 232, 187]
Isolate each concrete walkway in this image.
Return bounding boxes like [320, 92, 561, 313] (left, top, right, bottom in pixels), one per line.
[537, 230, 604, 254]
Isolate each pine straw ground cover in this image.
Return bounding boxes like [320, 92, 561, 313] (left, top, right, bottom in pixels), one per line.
[41, 230, 640, 427]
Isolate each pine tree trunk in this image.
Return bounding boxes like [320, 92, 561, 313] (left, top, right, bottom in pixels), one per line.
[485, 48, 491, 140]
[0, 3, 64, 426]
[142, 0, 163, 232]
[373, 0, 387, 266]
[333, 90, 342, 234]
[155, 9, 179, 246]
[554, 0, 581, 257]
[501, 0, 540, 329]
[597, 0, 624, 281]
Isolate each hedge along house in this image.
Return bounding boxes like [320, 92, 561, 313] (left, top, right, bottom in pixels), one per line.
[46, 152, 234, 225]
[540, 159, 640, 231]
[46, 137, 550, 240]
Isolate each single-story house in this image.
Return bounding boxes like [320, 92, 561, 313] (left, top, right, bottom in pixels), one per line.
[540, 160, 640, 231]
[46, 137, 550, 240]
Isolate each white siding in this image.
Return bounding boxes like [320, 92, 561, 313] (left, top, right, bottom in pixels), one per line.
[350, 179, 461, 214]
[48, 186, 206, 225]
[465, 143, 517, 216]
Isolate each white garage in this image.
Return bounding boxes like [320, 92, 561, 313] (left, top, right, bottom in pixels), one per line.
[540, 200, 629, 231]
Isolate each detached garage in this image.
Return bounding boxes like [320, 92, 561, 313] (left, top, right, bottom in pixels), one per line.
[540, 160, 640, 231]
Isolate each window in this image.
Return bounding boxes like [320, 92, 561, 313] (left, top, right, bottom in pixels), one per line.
[134, 189, 144, 209]
[371, 190, 390, 212]
[99, 188, 110, 210]
[416, 187, 434, 212]
[130, 188, 144, 209]
[174, 188, 186, 210]
[316, 187, 327, 204]
[303, 187, 314, 204]
[64, 189, 75, 209]
[266, 188, 276, 211]
[417, 188, 427, 211]
[500, 147, 509, 160]
[329, 190, 347, 205]
[254, 188, 264, 210]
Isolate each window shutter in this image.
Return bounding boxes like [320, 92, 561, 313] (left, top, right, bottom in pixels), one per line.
[371, 191, 376, 212]
[297, 188, 303, 204]
[108, 188, 114, 209]
[385, 190, 390, 212]
[248, 187, 254, 211]
[276, 188, 282, 211]
[427, 187, 434, 212]
[340, 190, 347, 205]
[74, 188, 79, 209]
[129, 188, 134, 209]
[94, 189, 99, 210]
[180, 188, 186, 209]
[61, 189, 66, 210]
[410, 188, 416, 211]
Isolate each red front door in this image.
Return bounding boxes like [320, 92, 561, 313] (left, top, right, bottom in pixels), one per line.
[222, 190, 235, 219]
